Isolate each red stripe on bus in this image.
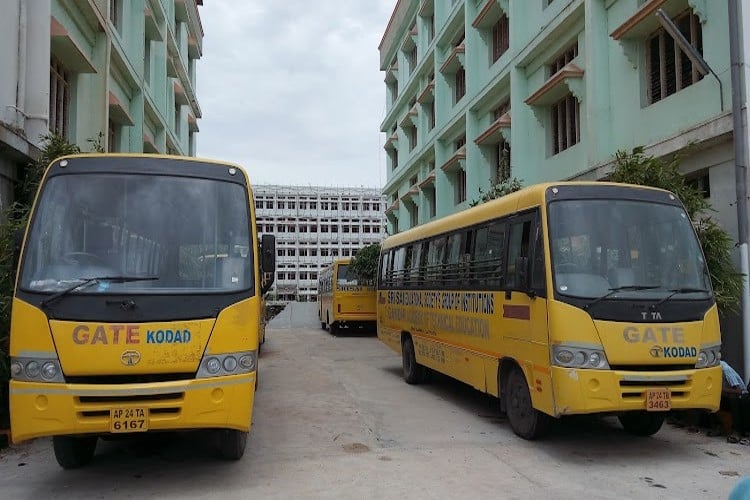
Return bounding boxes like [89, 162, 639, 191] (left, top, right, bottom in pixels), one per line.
[503, 305, 530, 320]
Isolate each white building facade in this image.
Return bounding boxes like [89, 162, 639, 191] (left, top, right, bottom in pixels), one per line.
[254, 185, 387, 302]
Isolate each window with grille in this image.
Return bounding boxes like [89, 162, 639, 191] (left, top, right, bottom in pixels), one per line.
[492, 14, 510, 63]
[410, 205, 419, 227]
[549, 42, 578, 77]
[408, 46, 417, 74]
[409, 127, 417, 150]
[108, 120, 118, 153]
[647, 10, 703, 105]
[551, 93, 580, 155]
[455, 67, 466, 103]
[455, 169, 467, 204]
[427, 101, 436, 130]
[495, 141, 511, 182]
[49, 57, 70, 139]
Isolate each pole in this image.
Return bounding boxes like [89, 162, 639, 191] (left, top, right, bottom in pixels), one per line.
[728, 0, 750, 382]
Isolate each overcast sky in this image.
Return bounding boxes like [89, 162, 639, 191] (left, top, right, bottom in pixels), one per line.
[195, 1, 396, 189]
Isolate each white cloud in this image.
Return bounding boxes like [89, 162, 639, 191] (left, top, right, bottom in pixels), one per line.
[195, 1, 395, 189]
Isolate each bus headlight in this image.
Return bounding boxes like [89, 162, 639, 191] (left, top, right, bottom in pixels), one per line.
[41, 361, 59, 380]
[206, 358, 221, 374]
[552, 345, 610, 370]
[197, 350, 257, 379]
[695, 344, 721, 369]
[10, 357, 64, 383]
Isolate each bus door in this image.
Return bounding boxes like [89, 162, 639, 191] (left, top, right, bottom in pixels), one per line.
[500, 210, 550, 395]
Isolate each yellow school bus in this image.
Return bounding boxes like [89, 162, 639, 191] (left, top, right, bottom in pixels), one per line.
[377, 182, 721, 439]
[9, 154, 276, 467]
[318, 258, 377, 333]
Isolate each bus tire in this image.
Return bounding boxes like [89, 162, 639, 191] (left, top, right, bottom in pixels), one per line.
[402, 336, 426, 385]
[504, 367, 549, 440]
[618, 412, 664, 437]
[53, 435, 97, 469]
[217, 429, 248, 460]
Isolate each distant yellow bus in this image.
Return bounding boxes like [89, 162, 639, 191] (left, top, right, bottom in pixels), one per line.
[377, 182, 721, 439]
[9, 154, 275, 467]
[318, 258, 377, 334]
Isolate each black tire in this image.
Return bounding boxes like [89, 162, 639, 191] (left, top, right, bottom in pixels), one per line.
[53, 435, 97, 469]
[217, 429, 248, 460]
[618, 412, 665, 437]
[504, 367, 550, 440]
[402, 337, 427, 384]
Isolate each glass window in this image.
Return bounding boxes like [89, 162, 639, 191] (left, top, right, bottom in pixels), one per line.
[21, 173, 253, 293]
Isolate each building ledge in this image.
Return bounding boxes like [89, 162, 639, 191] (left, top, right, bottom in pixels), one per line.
[384, 132, 399, 151]
[525, 64, 584, 106]
[439, 43, 465, 74]
[418, 169, 436, 190]
[143, 132, 160, 153]
[400, 106, 419, 128]
[440, 147, 466, 173]
[50, 17, 97, 73]
[475, 113, 511, 145]
[385, 199, 400, 215]
[472, 0, 508, 29]
[610, 0, 706, 40]
[108, 92, 135, 126]
[417, 80, 435, 104]
[145, 7, 164, 41]
[174, 81, 190, 106]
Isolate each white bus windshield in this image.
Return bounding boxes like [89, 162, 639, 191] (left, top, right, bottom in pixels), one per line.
[20, 173, 253, 294]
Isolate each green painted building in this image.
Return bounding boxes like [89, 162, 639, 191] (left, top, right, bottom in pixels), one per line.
[379, 0, 730, 235]
[0, 0, 203, 209]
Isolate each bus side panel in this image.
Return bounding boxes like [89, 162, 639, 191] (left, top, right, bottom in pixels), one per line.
[9, 298, 57, 357]
[206, 296, 263, 353]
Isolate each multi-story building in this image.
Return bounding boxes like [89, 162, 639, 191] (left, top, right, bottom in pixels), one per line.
[0, 0, 203, 210]
[379, 0, 731, 233]
[254, 185, 387, 302]
[379, 1, 747, 370]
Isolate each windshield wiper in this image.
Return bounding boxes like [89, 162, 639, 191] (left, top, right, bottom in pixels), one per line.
[650, 287, 710, 309]
[39, 275, 159, 309]
[584, 285, 661, 311]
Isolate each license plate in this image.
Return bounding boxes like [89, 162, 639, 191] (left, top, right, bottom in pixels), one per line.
[646, 388, 671, 412]
[110, 407, 149, 433]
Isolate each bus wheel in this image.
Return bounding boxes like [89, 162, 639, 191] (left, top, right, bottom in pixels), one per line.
[53, 435, 97, 469]
[217, 429, 248, 460]
[504, 367, 549, 440]
[402, 337, 426, 385]
[618, 412, 664, 437]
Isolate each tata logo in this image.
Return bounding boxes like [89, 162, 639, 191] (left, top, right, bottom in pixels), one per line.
[623, 326, 685, 344]
[121, 350, 141, 366]
[649, 345, 698, 358]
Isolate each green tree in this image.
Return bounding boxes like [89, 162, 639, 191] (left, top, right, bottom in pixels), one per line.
[469, 177, 524, 207]
[610, 147, 743, 313]
[350, 244, 381, 284]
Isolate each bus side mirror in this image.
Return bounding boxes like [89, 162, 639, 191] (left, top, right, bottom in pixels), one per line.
[260, 234, 276, 295]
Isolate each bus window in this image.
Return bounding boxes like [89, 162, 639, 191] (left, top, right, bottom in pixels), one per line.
[473, 222, 505, 288]
[507, 219, 531, 289]
[426, 237, 447, 283]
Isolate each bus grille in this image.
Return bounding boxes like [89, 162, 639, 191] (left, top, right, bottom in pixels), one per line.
[618, 376, 692, 401]
[65, 373, 195, 384]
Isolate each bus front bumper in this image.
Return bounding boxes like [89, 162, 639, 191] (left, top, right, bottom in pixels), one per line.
[9, 373, 255, 443]
[550, 365, 721, 416]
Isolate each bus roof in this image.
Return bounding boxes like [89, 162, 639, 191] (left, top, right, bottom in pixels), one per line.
[381, 181, 676, 250]
[45, 153, 253, 187]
